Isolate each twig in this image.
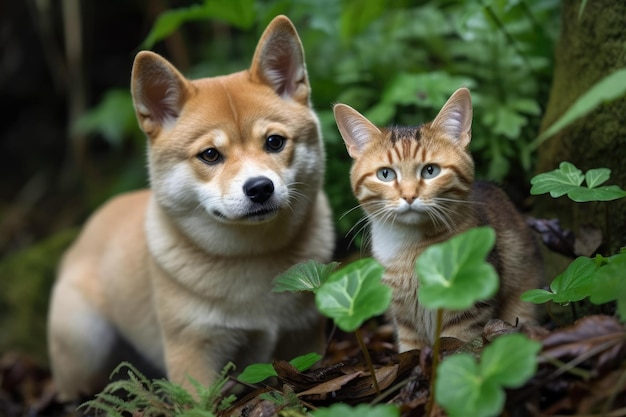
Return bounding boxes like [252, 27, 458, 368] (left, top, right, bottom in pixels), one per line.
[355, 328, 380, 396]
[426, 308, 444, 417]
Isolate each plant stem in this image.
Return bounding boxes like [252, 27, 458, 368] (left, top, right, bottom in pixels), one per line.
[426, 308, 444, 417]
[355, 328, 380, 396]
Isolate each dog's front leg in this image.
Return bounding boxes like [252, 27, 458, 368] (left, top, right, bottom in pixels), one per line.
[160, 325, 240, 392]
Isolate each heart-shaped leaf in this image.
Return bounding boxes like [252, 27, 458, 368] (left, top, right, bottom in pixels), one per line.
[585, 168, 611, 188]
[436, 334, 540, 417]
[479, 333, 542, 387]
[416, 227, 498, 310]
[315, 258, 390, 332]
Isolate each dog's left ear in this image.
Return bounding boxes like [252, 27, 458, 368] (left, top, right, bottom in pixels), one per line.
[250, 15, 310, 105]
[131, 51, 190, 140]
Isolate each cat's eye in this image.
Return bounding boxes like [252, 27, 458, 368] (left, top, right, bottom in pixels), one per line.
[265, 135, 286, 152]
[421, 164, 441, 179]
[376, 167, 397, 182]
[198, 148, 222, 164]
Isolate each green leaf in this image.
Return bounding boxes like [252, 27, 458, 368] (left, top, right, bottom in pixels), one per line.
[237, 363, 276, 384]
[237, 352, 322, 384]
[73, 89, 137, 147]
[530, 162, 626, 202]
[567, 185, 626, 202]
[416, 227, 498, 310]
[312, 403, 399, 417]
[142, 0, 256, 48]
[549, 256, 598, 303]
[532, 68, 626, 148]
[289, 352, 322, 372]
[520, 288, 556, 304]
[436, 354, 503, 417]
[479, 334, 542, 387]
[272, 260, 340, 293]
[530, 161, 584, 198]
[589, 253, 626, 321]
[436, 334, 540, 417]
[585, 168, 611, 188]
[315, 258, 390, 332]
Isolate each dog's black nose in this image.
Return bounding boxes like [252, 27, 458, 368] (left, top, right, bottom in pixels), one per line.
[243, 176, 274, 204]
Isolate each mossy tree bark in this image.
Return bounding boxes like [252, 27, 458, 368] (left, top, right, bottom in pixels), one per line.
[535, 0, 626, 254]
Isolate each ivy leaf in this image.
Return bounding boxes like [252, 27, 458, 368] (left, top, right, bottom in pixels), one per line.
[436, 334, 540, 417]
[530, 161, 584, 198]
[315, 258, 390, 332]
[272, 260, 340, 294]
[416, 227, 498, 310]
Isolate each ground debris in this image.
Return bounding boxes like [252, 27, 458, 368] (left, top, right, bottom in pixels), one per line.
[1, 315, 626, 416]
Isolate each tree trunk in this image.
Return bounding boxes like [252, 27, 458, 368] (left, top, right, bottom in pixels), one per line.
[536, 0, 626, 255]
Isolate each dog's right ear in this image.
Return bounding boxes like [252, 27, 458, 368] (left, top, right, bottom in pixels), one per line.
[249, 15, 310, 106]
[131, 51, 189, 139]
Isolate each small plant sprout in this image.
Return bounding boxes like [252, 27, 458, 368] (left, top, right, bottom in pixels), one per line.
[530, 161, 626, 202]
[272, 258, 392, 395]
[435, 333, 541, 417]
[238, 352, 322, 384]
[526, 163, 626, 322]
[414, 226, 499, 416]
[522, 251, 626, 322]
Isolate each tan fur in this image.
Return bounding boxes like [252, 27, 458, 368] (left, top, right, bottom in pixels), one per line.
[48, 15, 334, 400]
[334, 88, 541, 352]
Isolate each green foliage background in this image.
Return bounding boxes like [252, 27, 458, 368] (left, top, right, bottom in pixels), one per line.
[78, 0, 561, 240]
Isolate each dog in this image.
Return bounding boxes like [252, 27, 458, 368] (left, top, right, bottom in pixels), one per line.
[47, 15, 334, 400]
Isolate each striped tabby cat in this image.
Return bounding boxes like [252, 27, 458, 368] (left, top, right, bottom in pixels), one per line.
[333, 88, 541, 351]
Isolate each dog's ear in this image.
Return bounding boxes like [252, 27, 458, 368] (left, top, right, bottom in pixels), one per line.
[249, 15, 310, 105]
[131, 51, 190, 139]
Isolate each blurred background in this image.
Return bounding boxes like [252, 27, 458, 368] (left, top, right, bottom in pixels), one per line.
[2, 0, 625, 380]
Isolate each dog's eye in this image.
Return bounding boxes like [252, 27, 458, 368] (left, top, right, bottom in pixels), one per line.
[198, 148, 222, 164]
[265, 135, 286, 153]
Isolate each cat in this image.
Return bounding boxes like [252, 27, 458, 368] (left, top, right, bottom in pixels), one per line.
[333, 87, 541, 352]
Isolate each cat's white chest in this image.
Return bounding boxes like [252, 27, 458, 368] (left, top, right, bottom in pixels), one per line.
[370, 221, 422, 265]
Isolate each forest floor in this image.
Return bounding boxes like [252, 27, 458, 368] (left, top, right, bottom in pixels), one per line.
[2, 312, 625, 417]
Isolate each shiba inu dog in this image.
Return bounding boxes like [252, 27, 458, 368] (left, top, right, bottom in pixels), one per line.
[47, 15, 334, 400]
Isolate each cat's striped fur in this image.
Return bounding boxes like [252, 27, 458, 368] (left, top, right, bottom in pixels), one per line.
[334, 88, 541, 351]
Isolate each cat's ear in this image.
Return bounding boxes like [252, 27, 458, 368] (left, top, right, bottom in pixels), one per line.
[431, 87, 472, 147]
[333, 104, 382, 159]
[249, 15, 310, 105]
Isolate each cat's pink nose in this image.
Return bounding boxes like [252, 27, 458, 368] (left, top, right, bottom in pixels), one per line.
[403, 196, 417, 204]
